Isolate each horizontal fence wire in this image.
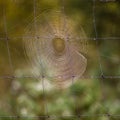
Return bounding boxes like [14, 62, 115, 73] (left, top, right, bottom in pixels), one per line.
[0, 114, 120, 118]
[0, 75, 120, 79]
[0, 36, 120, 41]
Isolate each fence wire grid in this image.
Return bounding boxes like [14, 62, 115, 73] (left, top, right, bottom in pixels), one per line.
[0, 0, 120, 120]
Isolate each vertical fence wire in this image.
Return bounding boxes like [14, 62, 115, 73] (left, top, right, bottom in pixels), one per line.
[33, 0, 48, 117]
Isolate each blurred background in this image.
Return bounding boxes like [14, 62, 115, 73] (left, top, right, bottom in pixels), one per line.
[0, 0, 120, 120]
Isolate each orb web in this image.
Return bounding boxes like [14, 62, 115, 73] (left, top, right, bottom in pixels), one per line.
[24, 11, 88, 88]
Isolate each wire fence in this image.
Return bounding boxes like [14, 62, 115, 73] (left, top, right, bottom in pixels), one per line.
[0, 0, 120, 119]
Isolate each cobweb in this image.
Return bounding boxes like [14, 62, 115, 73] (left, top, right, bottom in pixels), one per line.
[0, 0, 120, 119]
[24, 10, 88, 89]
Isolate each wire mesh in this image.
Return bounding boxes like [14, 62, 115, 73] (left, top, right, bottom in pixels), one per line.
[0, 0, 119, 119]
